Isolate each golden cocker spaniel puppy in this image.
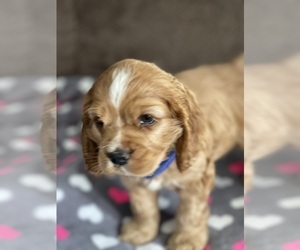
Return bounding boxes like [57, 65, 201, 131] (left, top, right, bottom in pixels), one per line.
[244, 54, 300, 193]
[81, 57, 243, 249]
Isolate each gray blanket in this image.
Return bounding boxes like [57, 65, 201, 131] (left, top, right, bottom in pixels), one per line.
[3, 77, 298, 250]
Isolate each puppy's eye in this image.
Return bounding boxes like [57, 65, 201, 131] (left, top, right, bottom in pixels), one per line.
[139, 114, 155, 126]
[94, 117, 104, 127]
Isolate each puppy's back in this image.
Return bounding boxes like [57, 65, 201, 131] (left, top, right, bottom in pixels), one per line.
[175, 55, 244, 159]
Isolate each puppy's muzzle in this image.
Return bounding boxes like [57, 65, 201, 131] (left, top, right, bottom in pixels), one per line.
[107, 149, 131, 166]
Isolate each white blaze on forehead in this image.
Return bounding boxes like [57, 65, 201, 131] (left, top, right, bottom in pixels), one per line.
[107, 129, 122, 153]
[109, 68, 131, 108]
[106, 116, 123, 153]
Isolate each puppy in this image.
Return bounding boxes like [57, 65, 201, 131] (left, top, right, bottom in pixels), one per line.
[244, 54, 300, 192]
[82, 57, 243, 249]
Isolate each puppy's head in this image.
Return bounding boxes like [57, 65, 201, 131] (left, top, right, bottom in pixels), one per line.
[82, 59, 205, 177]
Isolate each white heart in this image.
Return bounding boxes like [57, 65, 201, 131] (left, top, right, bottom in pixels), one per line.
[208, 215, 234, 230]
[278, 196, 300, 209]
[69, 174, 92, 192]
[91, 234, 119, 249]
[57, 77, 66, 91]
[136, 243, 165, 250]
[230, 196, 244, 209]
[78, 77, 94, 94]
[58, 103, 72, 115]
[245, 215, 284, 230]
[0, 77, 15, 91]
[63, 139, 80, 151]
[253, 176, 283, 188]
[158, 195, 171, 210]
[161, 219, 176, 234]
[214, 176, 233, 188]
[0, 189, 13, 202]
[34, 78, 56, 93]
[15, 125, 39, 136]
[66, 126, 80, 136]
[57, 189, 64, 202]
[1, 103, 24, 114]
[20, 174, 55, 192]
[33, 204, 56, 222]
[77, 204, 104, 224]
[9, 139, 37, 151]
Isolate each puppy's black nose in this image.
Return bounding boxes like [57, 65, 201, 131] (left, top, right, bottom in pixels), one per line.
[107, 149, 130, 166]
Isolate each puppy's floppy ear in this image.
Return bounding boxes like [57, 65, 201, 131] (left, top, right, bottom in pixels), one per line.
[81, 97, 102, 176]
[172, 81, 209, 172]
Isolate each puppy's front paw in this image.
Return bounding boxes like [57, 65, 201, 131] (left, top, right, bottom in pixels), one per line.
[119, 218, 158, 245]
[167, 230, 208, 250]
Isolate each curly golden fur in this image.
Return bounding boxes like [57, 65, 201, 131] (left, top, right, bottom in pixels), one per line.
[244, 54, 300, 192]
[82, 56, 243, 249]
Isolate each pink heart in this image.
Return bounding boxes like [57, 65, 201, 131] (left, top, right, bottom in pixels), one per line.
[207, 196, 213, 205]
[233, 240, 244, 250]
[56, 155, 78, 175]
[108, 187, 129, 204]
[57, 165, 70, 175]
[23, 137, 35, 143]
[277, 162, 300, 174]
[12, 154, 32, 165]
[204, 245, 211, 250]
[244, 196, 249, 204]
[229, 161, 244, 174]
[56, 166, 67, 175]
[0, 225, 21, 240]
[0, 101, 6, 108]
[70, 137, 80, 143]
[56, 225, 70, 240]
[283, 241, 300, 250]
[0, 166, 14, 175]
[63, 154, 77, 165]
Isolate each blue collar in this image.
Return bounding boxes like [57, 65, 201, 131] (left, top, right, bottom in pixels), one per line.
[144, 151, 176, 180]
